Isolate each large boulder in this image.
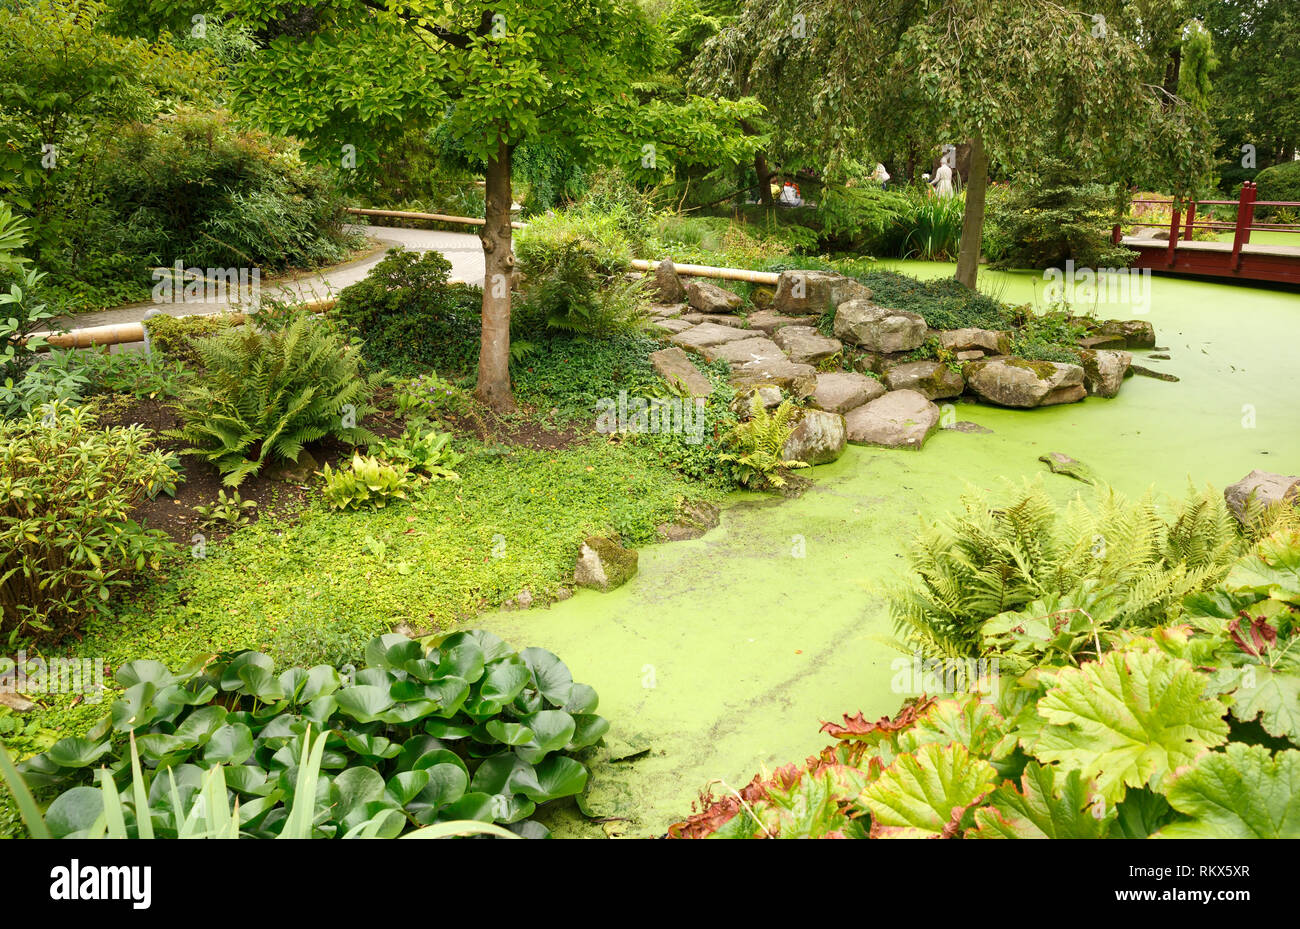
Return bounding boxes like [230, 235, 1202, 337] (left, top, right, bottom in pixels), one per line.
[650, 346, 714, 398]
[833, 300, 927, 353]
[773, 270, 871, 315]
[964, 358, 1087, 408]
[573, 536, 638, 591]
[882, 360, 965, 400]
[1078, 348, 1132, 398]
[937, 328, 1008, 354]
[746, 308, 818, 335]
[809, 371, 886, 414]
[1098, 318, 1156, 349]
[654, 259, 686, 303]
[843, 389, 940, 450]
[782, 409, 847, 466]
[773, 325, 843, 366]
[670, 322, 754, 355]
[686, 280, 743, 313]
[1224, 470, 1300, 525]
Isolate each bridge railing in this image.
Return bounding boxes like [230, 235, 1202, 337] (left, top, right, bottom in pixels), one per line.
[1112, 182, 1300, 268]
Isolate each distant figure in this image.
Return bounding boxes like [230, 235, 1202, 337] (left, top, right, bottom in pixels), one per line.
[931, 161, 955, 198]
[779, 181, 804, 207]
[872, 162, 891, 188]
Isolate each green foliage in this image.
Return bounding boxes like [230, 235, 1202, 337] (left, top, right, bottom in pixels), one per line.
[16, 631, 605, 837]
[514, 209, 648, 336]
[143, 313, 238, 367]
[333, 248, 481, 373]
[890, 480, 1243, 661]
[1253, 160, 1300, 216]
[1158, 743, 1300, 838]
[0, 403, 177, 642]
[374, 426, 464, 481]
[391, 372, 479, 426]
[854, 270, 1016, 332]
[168, 315, 380, 486]
[0, 205, 58, 408]
[192, 490, 257, 530]
[890, 188, 966, 261]
[988, 164, 1137, 271]
[1004, 310, 1088, 364]
[718, 396, 808, 489]
[320, 454, 413, 511]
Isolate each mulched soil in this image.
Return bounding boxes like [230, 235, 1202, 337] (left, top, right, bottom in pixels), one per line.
[97, 389, 584, 546]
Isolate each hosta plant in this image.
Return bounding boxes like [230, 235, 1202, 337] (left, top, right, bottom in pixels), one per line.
[0, 403, 177, 642]
[168, 314, 380, 486]
[19, 631, 608, 838]
[320, 453, 413, 510]
[373, 426, 463, 481]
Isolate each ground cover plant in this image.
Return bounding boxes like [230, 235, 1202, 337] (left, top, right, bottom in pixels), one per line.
[10, 630, 606, 838]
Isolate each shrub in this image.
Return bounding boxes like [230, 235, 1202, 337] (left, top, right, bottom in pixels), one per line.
[988, 165, 1135, 270]
[0, 403, 177, 642]
[16, 630, 608, 838]
[850, 270, 1017, 332]
[142, 313, 238, 367]
[889, 187, 966, 260]
[168, 314, 380, 486]
[1252, 159, 1300, 221]
[514, 209, 648, 336]
[332, 248, 482, 372]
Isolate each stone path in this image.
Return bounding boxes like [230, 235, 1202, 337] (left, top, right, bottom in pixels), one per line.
[644, 263, 1152, 454]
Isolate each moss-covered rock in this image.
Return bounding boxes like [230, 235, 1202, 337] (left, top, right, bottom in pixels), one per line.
[573, 536, 639, 591]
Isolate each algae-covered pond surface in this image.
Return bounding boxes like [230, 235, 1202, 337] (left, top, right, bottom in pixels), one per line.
[474, 263, 1300, 836]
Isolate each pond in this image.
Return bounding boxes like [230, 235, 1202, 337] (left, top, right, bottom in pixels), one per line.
[473, 261, 1300, 836]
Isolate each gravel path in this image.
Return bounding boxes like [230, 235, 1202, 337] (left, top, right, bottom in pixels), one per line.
[55, 224, 486, 331]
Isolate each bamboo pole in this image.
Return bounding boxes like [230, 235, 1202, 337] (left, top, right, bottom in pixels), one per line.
[346, 207, 526, 230]
[629, 259, 780, 286]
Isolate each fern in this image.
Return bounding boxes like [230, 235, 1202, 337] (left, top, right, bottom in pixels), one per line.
[718, 395, 809, 489]
[891, 480, 1245, 660]
[167, 314, 380, 486]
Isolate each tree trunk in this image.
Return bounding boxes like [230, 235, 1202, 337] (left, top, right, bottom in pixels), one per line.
[475, 138, 516, 413]
[954, 134, 988, 290]
[755, 151, 774, 207]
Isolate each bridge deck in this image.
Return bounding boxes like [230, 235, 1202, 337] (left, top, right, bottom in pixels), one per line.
[1122, 236, 1300, 259]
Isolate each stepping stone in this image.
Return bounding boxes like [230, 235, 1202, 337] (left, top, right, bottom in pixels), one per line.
[701, 336, 784, 365]
[746, 309, 818, 335]
[670, 322, 755, 355]
[809, 371, 885, 414]
[1097, 318, 1156, 349]
[1129, 363, 1179, 382]
[944, 421, 993, 434]
[681, 312, 747, 327]
[650, 318, 694, 335]
[649, 302, 687, 318]
[729, 356, 817, 398]
[773, 326, 843, 365]
[649, 347, 714, 398]
[686, 280, 743, 313]
[938, 328, 1008, 353]
[882, 360, 964, 400]
[844, 389, 941, 450]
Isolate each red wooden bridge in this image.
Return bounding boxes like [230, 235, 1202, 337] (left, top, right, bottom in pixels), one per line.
[1112, 182, 1300, 284]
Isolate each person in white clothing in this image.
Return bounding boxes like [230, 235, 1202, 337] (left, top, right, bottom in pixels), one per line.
[872, 162, 891, 188]
[931, 161, 955, 197]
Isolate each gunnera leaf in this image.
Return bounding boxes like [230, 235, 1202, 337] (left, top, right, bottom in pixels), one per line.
[1156, 743, 1300, 838]
[1032, 649, 1229, 803]
[968, 761, 1114, 838]
[862, 742, 997, 838]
